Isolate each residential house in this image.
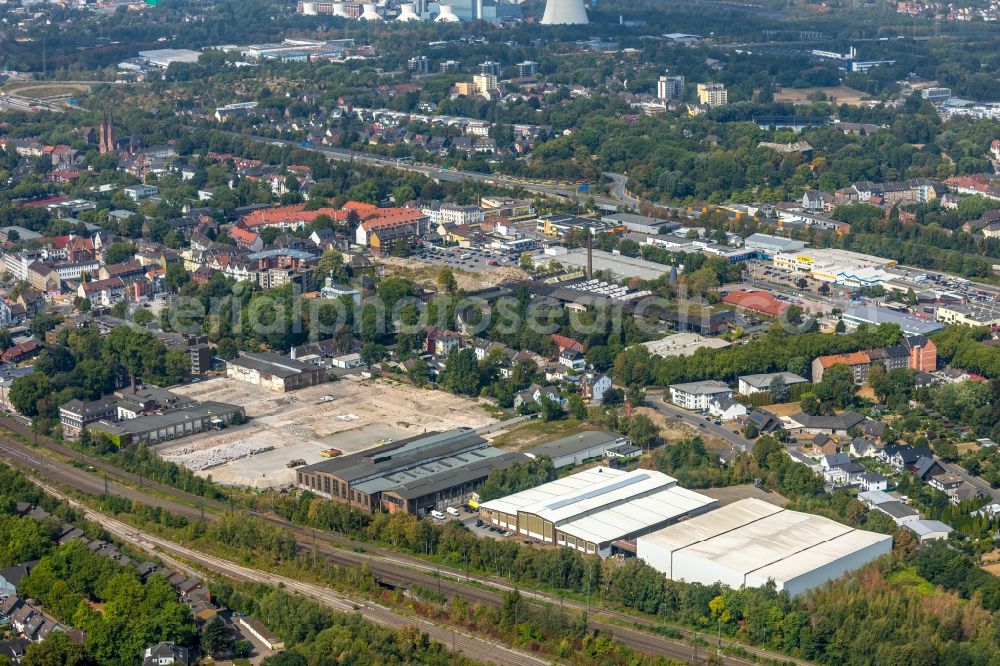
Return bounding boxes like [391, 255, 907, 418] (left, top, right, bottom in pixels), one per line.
[142, 642, 190, 666]
[26, 262, 60, 293]
[17, 291, 44, 317]
[1, 340, 42, 365]
[559, 349, 586, 372]
[884, 445, 934, 473]
[739, 410, 783, 434]
[913, 456, 946, 481]
[786, 411, 865, 436]
[79, 278, 127, 306]
[425, 326, 462, 357]
[708, 396, 748, 422]
[811, 434, 839, 457]
[811, 336, 937, 383]
[230, 225, 264, 252]
[859, 471, 889, 492]
[514, 384, 567, 410]
[668, 380, 733, 410]
[579, 373, 612, 402]
[737, 372, 809, 396]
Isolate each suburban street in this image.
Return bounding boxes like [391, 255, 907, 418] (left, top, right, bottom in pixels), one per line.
[645, 390, 753, 452]
[940, 459, 1000, 502]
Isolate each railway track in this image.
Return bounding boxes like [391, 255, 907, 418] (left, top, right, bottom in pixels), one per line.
[0, 418, 804, 666]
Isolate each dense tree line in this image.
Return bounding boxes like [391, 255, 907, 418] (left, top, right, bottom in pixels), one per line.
[20, 541, 199, 665]
[612, 322, 903, 389]
[8, 324, 190, 432]
[477, 457, 556, 503]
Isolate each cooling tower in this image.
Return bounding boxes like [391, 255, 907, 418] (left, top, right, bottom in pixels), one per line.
[397, 2, 420, 19]
[436, 4, 460, 21]
[360, 2, 382, 18]
[331, 2, 350, 16]
[540, 0, 588, 24]
[301, 2, 318, 14]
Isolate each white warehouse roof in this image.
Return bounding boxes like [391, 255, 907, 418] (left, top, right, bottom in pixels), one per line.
[637, 498, 892, 595]
[479, 467, 716, 550]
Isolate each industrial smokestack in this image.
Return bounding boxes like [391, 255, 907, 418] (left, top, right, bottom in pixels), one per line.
[586, 231, 593, 279]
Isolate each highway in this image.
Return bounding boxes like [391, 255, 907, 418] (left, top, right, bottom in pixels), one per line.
[0, 418, 808, 666]
[604, 172, 642, 209]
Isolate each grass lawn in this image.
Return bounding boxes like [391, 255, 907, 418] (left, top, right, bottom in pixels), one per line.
[887, 567, 937, 596]
[489, 418, 595, 450]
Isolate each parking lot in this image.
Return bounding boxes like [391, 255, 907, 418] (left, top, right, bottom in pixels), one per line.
[411, 245, 519, 274]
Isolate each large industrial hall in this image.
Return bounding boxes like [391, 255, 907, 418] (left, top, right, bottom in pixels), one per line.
[477, 467, 717, 557]
[636, 498, 893, 596]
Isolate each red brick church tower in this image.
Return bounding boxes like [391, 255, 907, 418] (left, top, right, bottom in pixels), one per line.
[99, 112, 116, 154]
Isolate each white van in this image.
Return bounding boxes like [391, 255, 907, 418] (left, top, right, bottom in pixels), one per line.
[430, 510, 445, 520]
[446, 506, 460, 516]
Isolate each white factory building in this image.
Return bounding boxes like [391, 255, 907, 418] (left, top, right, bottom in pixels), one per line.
[636, 498, 892, 596]
[772, 248, 897, 287]
[477, 468, 716, 557]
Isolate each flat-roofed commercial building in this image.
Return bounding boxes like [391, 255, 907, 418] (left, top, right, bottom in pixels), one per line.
[841, 306, 943, 337]
[637, 498, 892, 596]
[743, 233, 806, 257]
[226, 351, 327, 392]
[936, 302, 1000, 328]
[89, 401, 245, 447]
[523, 431, 631, 469]
[478, 467, 716, 557]
[641, 333, 731, 358]
[295, 429, 528, 516]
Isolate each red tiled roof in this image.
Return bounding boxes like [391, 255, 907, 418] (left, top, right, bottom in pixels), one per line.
[551, 334, 584, 353]
[230, 226, 260, 244]
[241, 204, 341, 228]
[817, 352, 871, 368]
[82, 277, 125, 294]
[722, 290, 788, 317]
[22, 196, 69, 208]
[358, 208, 426, 231]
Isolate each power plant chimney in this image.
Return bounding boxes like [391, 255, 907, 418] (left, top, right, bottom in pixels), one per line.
[540, 0, 588, 24]
[586, 230, 593, 279]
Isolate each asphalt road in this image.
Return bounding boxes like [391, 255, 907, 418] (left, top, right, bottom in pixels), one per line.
[645, 391, 754, 453]
[604, 172, 642, 209]
[940, 459, 1000, 502]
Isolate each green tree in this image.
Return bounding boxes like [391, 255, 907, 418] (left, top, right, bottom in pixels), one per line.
[441, 347, 480, 396]
[9, 373, 53, 416]
[624, 413, 659, 450]
[768, 375, 790, 402]
[814, 364, 857, 410]
[201, 616, 231, 656]
[102, 243, 137, 265]
[132, 309, 154, 326]
[436, 268, 457, 294]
